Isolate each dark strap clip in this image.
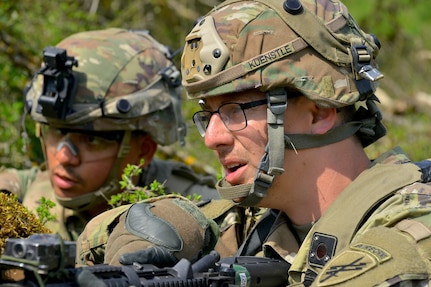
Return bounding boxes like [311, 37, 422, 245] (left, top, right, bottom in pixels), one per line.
[160, 65, 181, 88]
[350, 44, 383, 101]
[415, 160, 431, 183]
[351, 44, 383, 82]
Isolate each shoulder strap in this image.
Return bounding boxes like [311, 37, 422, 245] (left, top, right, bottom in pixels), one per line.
[236, 209, 279, 256]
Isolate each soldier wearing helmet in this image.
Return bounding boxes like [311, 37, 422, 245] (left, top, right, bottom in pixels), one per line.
[0, 28, 219, 241]
[73, 1, 431, 285]
[178, 0, 431, 285]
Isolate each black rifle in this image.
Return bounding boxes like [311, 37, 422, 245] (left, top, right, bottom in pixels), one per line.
[0, 234, 289, 287]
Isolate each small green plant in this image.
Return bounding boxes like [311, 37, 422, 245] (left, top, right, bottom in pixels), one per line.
[109, 159, 202, 207]
[36, 197, 57, 225]
[108, 159, 167, 208]
[109, 179, 167, 208]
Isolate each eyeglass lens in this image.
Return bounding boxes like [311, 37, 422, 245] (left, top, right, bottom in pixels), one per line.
[40, 125, 121, 162]
[193, 99, 267, 137]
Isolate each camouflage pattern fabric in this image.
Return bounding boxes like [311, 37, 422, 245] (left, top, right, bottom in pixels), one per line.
[200, 201, 266, 258]
[181, 0, 381, 109]
[0, 158, 219, 241]
[76, 204, 132, 266]
[26, 28, 185, 146]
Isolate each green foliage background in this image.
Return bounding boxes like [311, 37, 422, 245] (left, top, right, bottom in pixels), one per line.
[0, 0, 430, 174]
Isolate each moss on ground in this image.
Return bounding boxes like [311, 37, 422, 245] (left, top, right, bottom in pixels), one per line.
[0, 192, 51, 254]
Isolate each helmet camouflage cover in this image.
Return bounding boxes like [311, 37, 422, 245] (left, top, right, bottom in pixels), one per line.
[181, 0, 383, 108]
[26, 28, 186, 146]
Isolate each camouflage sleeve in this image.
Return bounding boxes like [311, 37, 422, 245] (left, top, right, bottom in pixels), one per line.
[76, 204, 132, 266]
[0, 166, 41, 198]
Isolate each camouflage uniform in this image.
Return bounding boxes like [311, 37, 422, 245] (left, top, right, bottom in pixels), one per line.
[0, 28, 221, 241]
[0, 158, 218, 241]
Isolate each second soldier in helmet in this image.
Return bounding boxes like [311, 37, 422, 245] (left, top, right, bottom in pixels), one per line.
[0, 28, 219, 241]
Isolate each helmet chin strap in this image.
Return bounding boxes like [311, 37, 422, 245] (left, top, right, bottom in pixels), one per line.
[55, 131, 132, 212]
[216, 92, 384, 207]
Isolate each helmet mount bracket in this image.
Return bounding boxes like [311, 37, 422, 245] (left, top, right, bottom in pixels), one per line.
[36, 47, 78, 120]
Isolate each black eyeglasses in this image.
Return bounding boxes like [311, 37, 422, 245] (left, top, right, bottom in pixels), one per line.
[192, 99, 267, 137]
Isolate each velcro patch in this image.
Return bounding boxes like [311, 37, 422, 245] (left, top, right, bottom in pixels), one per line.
[173, 198, 208, 229]
[316, 250, 377, 286]
[351, 243, 391, 263]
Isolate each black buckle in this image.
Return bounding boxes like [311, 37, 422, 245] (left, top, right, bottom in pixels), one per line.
[160, 65, 181, 88]
[350, 45, 383, 100]
[351, 44, 383, 82]
[415, 160, 431, 183]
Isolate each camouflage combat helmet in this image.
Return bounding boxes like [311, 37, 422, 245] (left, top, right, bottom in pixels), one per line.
[25, 28, 186, 211]
[181, 0, 386, 206]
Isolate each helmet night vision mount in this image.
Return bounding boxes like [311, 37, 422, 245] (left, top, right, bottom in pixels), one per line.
[36, 46, 78, 120]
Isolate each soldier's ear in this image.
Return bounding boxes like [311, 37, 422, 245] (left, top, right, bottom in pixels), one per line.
[311, 104, 337, 135]
[137, 133, 157, 166]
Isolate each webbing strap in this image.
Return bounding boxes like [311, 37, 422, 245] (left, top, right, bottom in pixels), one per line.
[284, 121, 363, 150]
[216, 180, 252, 200]
[236, 209, 279, 256]
[395, 219, 431, 242]
[266, 89, 288, 175]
